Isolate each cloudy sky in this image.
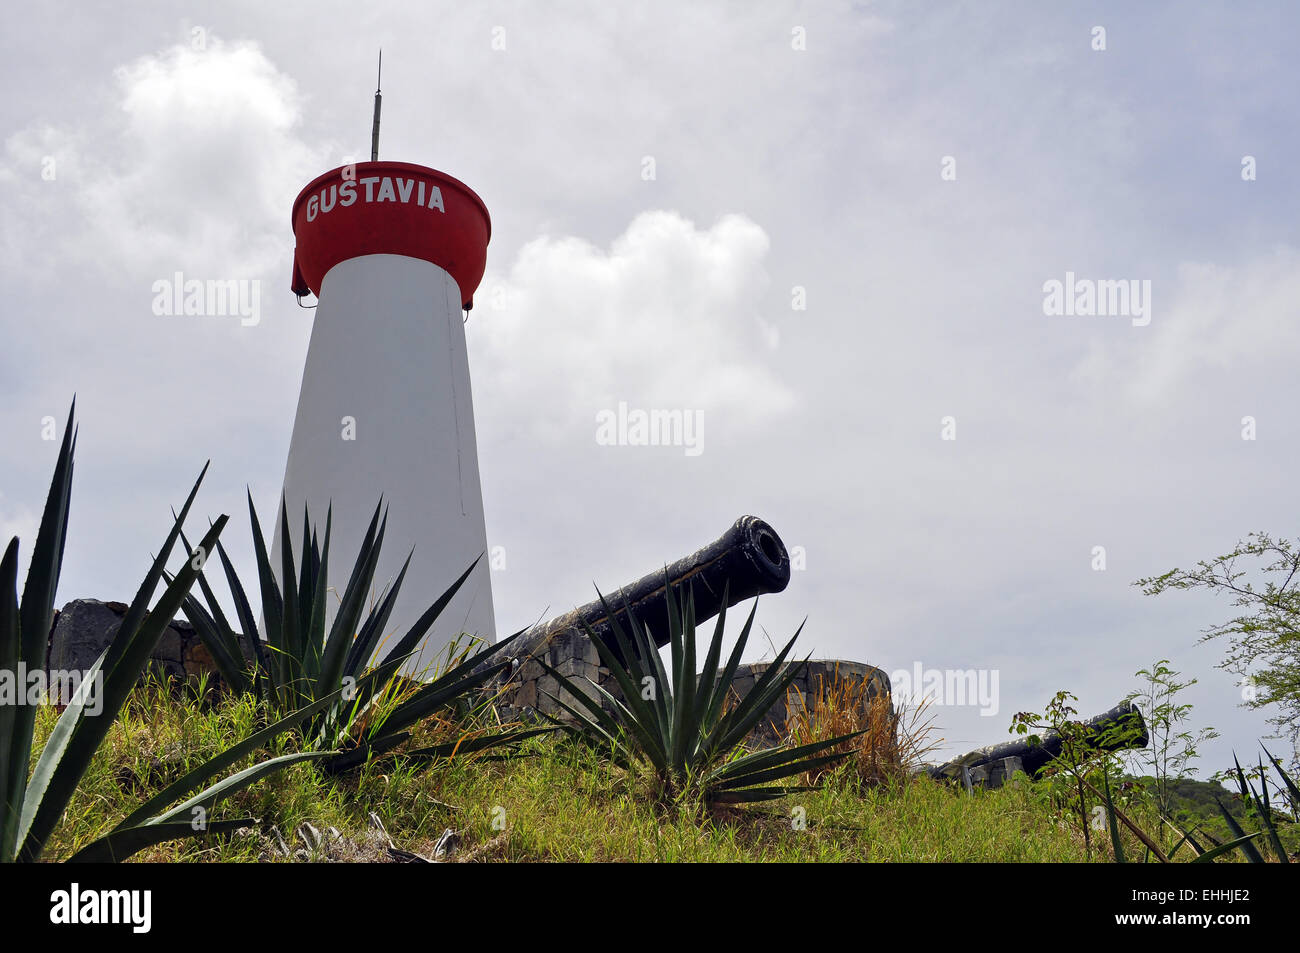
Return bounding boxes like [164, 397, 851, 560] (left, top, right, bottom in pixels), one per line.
[3, 1, 1297, 772]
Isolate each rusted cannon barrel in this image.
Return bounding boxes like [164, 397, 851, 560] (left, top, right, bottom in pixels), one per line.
[930, 701, 1148, 783]
[502, 515, 791, 667]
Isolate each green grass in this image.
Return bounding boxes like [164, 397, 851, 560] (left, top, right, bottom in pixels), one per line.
[27, 675, 1098, 862]
[32, 676, 1286, 863]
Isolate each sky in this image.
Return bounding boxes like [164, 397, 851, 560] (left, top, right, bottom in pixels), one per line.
[2, 1, 1298, 775]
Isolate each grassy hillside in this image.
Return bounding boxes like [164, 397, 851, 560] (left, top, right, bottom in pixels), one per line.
[25, 676, 1104, 862]
[35, 675, 1292, 863]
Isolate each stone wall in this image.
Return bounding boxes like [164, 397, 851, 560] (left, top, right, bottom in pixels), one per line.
[45, 598, 252, 687]
[499, 624, 612, 715]
[45, 598, 894, 754]
[736, 659, 892, 744]
[488, 624, 892, 748]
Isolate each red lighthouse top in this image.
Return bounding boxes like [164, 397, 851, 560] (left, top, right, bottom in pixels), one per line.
[290, 161, 491, 309]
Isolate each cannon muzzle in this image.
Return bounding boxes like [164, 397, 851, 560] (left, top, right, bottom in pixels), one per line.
[502, 515, 791, 668]
[930, 701, 1149, 786]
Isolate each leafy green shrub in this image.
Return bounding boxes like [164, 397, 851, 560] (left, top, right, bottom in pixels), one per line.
[1135, 535, 1300, 772]
[1010, 691, 1145, 859]
[1124, 659, 1218, 819]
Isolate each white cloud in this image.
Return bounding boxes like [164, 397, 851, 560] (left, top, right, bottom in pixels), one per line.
[2, 35, 326, 281]
[1135, 251, 1300, 401]
[1066, 249, 1300, 403]
[473, 210, 796, 439]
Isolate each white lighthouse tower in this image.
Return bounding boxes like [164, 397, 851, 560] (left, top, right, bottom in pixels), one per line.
[275, 91, 496, 671]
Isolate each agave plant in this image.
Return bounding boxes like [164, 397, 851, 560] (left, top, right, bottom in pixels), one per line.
[1, 404, 337, 862]
[1140, 748, 1297, 864]
[1210, 748, 1298, 863]
[539, 578, 863, 804]
[180, 496, 546, 771]
[1083, 749, 1294, 864]
[1088, 769, 1251, 863]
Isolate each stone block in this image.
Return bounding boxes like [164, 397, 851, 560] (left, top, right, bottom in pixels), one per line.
[514, 679, 537, 709]
[46, 599, 123, 672]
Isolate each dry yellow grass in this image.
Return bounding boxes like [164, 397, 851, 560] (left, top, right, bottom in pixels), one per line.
[784, 666, 943, 788]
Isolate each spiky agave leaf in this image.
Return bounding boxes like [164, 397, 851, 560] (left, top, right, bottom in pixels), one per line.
[18, 495, 228, 861]
[68, 690, 346, 867]
[313, 504, 386, 699]
[173, 527, 251, 694]
[1, 401, 75, 861]
[2, 406, 417, 863]
[1235, 752, 1289, 863]
[3, 406, 343, 862]
[707, 733, 866, 802]
[542, 575, 862, 803]
[0, 405, 339, 863]
[212, 535, 269, 692]
[345, 557, 482, 707]
[247, 490, 287, 700]
[538, 660, 644, 766]
[183, 491, 541, 770]
[1261, 745, 1300, 820]
[322, 630, 531, 773]
[1214, 795, 1266, 863]
[0, 538, 23, 856]
[1190, 830, 1265, 864]
[1163, 817, 1207, 859]
[300, 505, 331, 683]
[115, 688, 348, 833]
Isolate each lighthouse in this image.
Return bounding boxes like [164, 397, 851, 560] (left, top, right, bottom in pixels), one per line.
[274, 85, 496, 672]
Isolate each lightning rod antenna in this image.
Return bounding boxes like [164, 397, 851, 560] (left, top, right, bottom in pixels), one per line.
[370, 50, 382, 162]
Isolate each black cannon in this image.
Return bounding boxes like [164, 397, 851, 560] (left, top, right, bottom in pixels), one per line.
[930, 701, 1149, 785]
[497, 515, 791, 669]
